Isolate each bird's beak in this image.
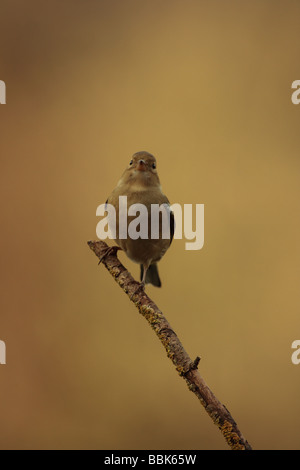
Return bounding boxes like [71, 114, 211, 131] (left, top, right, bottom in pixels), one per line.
[136, 159, 146, 171]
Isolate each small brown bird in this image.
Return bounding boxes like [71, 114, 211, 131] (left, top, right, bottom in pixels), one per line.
[106, 151, 174, 287]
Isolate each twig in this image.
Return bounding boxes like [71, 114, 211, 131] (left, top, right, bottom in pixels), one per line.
[88, 240, 252, 450]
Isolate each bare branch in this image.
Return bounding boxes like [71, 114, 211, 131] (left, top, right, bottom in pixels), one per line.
[88, 240, 252, 450]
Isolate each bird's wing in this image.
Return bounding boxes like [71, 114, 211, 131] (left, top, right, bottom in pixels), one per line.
[170, 207, 175, 245]
[162, 200, 175, 245]
[159, 193, 175, 245]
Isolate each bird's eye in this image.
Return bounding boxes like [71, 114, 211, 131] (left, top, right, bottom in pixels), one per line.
[129, 160, 133, 165]
[152, 162, 156, 169]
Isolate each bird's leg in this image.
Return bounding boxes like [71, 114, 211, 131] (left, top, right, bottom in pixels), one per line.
[141, 264, 148, 286]
[130, 264, 148, 300]
[98, 246, 122, 265]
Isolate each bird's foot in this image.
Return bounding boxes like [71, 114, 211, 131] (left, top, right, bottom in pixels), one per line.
[98, 246, 122, 265]
[129, 281, 145, 300]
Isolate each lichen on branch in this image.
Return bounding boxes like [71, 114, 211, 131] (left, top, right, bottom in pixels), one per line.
[88, 240, 252, 451]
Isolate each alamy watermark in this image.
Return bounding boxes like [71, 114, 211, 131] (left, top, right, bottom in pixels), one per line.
[96, 197, 204, 250]
[291, 80, 300, 105]
[0, 80, 6, 104]
[291, 340, 300, 365]
[0, 340, 6, 365]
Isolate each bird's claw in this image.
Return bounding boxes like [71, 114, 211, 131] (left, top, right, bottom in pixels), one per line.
[129, 281, 145, 300]
[98, 246, 121, 265]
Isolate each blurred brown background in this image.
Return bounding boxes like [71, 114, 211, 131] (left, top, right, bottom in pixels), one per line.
[0, 0, 299, 450]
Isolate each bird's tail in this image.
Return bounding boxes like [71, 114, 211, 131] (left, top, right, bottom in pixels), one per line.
[140, 263, 161, 287]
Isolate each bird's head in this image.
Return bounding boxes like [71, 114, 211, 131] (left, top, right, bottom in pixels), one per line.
[119, 151, 161, 188]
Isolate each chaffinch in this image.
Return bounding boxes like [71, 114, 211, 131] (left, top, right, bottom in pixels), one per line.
[106, 151, 174, 287]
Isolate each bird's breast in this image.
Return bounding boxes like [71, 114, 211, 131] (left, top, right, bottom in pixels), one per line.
[107, 186, 172, 264]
